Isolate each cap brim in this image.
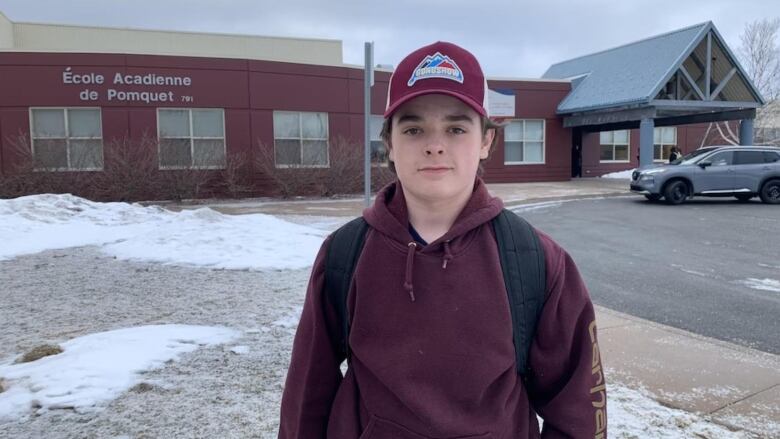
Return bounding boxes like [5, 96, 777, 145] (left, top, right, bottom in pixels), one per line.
[383, 88, 487, 119]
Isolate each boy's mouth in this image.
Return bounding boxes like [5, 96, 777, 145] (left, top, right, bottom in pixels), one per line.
[418, 166, 453, 173]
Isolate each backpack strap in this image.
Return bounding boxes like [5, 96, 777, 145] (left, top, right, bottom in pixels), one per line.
[491, 209, 546, 376]
[324, 217, 369, 361]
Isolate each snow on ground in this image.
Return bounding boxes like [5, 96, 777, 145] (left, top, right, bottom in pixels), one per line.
[0, 325, 239, 421]
[608, 385, 750, 438]
[601, 169, 635, 179]
[0, 194, 770, 438]
[735, 278, 780, 293]
[0, 194, 326, 270]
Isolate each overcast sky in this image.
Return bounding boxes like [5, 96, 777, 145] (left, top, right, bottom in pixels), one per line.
[0, 0, 778, 78]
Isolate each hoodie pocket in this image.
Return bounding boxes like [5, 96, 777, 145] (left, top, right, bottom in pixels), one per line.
[358, 414, 493, 439]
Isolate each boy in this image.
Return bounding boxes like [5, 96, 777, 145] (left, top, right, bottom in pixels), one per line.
[279, 41, 606, 439]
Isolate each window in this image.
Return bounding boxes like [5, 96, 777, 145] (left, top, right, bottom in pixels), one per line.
[734, 150, 767, 165]
[706, 151, 733, 166]
[370, 115, 387, 165]
[30, 108, 103, 170]
[599, 130, 629, 162]
[273, 111, 329, 167]
[654, 127, 677, 161]
[764, 151, 780, 163]
[158, 108, 225, 169]
[504, 120, 545, 164]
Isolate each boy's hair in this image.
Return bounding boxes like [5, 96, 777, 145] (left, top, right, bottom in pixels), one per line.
[379, 116, 503, 174]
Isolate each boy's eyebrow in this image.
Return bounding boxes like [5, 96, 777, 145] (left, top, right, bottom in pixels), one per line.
[396, 113, 476, 124]
[396, 114, 421, 124]
[445, 114, 476, 124]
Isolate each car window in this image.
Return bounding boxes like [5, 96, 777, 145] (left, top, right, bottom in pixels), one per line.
[705, 151, 733, 166]
[764, 151, 780, 163]
[680, 148, 718, 164]
[735, 150, 767, 165]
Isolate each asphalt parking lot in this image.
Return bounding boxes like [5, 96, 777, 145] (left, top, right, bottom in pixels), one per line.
[516, 195, 780, 355]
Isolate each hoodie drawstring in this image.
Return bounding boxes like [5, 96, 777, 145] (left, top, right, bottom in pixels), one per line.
[404, 242, 417, 302]
[442, 240, 453, 269]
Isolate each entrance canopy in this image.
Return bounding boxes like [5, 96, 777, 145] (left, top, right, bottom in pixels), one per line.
[542, 21, 765, 134]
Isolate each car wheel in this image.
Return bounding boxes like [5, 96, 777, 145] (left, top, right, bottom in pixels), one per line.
[645, 194, 662, 202]
[735, 194, 753, 202]
[759, 179, 780, 204]
[663, 180, 688, 205]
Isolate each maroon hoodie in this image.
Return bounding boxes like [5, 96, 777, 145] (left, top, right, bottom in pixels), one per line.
[279, 179, 607, 438]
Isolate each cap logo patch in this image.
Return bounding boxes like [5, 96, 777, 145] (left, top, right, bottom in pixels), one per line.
[407, 52, 464, 86]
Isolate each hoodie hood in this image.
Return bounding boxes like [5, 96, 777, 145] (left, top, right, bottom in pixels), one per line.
[363, 177, 504, 248]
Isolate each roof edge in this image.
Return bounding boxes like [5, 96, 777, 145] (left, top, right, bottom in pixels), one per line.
[556, 97, 653, 115]
[546, 21, 710, 72]
[10, 17, 343, 45]
[708, 25, 766, 105]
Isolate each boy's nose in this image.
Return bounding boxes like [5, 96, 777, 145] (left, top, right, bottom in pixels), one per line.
[424, 138, 445, 155]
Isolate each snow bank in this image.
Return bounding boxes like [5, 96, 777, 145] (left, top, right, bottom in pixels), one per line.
[0, 194, 326, 270]
[600, 169, 635, 179]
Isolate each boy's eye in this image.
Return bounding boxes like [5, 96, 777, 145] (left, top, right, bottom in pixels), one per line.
[403, 127, 421, 135]
[450, 127, 466, 134]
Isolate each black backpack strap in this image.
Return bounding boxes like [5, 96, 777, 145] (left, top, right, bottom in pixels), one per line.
[324, 217, 369, 361]
[491, 209, 546, 376]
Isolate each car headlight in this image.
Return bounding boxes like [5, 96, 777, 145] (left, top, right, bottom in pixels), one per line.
[639, 175, 655, 182]
[643, 168, 668, 175]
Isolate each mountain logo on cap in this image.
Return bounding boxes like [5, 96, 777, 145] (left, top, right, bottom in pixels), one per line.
[407, 52, 464, 86]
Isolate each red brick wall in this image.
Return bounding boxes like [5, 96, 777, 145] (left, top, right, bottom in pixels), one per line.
[482, 80, 572, 183]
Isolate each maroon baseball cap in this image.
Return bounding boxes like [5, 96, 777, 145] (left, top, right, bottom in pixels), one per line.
[384, 41, 488, 118]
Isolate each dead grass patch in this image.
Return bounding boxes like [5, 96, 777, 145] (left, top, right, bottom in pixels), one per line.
[130, 382, 155, 393]
[17, 344, 63, 363]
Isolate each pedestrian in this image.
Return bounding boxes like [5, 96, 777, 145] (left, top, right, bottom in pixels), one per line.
[669, 147, 681, 163]
[279, 41, 606, 439]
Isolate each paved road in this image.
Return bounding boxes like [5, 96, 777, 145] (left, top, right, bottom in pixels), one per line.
[515, 196, 780, 355]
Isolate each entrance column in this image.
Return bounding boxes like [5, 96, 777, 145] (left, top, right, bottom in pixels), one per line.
[739, 118, 754, 145]
[639, 118, 654, 167]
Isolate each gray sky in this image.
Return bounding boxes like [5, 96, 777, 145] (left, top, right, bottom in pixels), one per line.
[0, 0, 778, 78]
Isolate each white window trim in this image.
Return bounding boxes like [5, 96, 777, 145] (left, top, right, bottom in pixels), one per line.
[157, 108, 226, 170]
[273, 111, 330, 168]
[29, 107, 104, 172]
[653, 127, 677, 163]
[599, 130, 631, 163]
[504, 119, 546, 166]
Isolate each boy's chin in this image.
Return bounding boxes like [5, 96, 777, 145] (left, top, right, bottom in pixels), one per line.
[401, 179, 472, 203]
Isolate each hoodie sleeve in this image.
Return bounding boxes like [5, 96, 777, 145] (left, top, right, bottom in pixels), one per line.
[526, 231, 607, 439]
[278, 236, 346, 438]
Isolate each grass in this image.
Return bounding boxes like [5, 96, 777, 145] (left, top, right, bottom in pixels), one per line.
[17, 344, 63, 363]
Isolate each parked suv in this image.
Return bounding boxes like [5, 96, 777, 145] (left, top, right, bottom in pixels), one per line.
[630, 145, 780, 205]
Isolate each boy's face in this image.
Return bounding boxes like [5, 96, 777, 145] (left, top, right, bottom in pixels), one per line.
[388, 94, 494, 204]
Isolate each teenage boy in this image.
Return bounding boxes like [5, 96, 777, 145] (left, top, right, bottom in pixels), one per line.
[279, 41, 606, 439]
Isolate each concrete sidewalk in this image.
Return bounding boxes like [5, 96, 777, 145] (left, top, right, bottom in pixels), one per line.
[164, 178, 630, 217]
[596, 306, 779, 437]
[173, 177, 779, 436]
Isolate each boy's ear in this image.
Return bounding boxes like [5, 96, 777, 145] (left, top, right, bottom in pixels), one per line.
[480, 128, 495, 159]
[384, 139, 394, 161]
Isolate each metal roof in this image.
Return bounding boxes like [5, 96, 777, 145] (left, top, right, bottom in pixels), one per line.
[542, 22, 765, 115]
